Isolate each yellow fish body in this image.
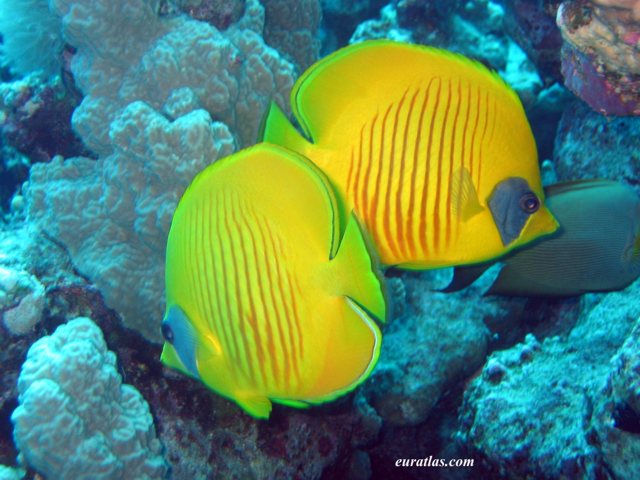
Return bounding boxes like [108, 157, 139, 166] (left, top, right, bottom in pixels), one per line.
[262, 40, 558, 268]
[160, 144, 386, 419]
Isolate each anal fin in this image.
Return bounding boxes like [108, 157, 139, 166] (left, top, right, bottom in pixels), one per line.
[272, 398, 310, 409]
[440, 263, 493, 292]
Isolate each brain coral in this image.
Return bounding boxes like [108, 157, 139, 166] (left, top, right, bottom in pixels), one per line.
[11, 317, 167, 479]
[26, 0, 295, 341]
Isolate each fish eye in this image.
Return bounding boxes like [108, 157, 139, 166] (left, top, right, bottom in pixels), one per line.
[519, 192, 540, 214]
[161, 322, 174, 343]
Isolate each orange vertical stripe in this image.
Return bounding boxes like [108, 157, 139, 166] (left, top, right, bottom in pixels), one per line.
[419, 77, 442, 254]
[212, 196, 245, 379]
[370, 103, 393, 249]
[263, 219, 302, 384]
[406, 82, 432, 257]
[445, 78, 463, 247]
[220, 194, 258, 384]
[477, 91, 491, 193]
[395, 87, 421, 257]
[229, 195, 269, 386]
[238, 199, 280, 388]
[361, 112, 379, 223]
[455, 81, 473, 237]
[383, 88, 409, 261]
[469, 85, 481, 184]
[433, 78, 453, 252]
[200, 196, 226, 356]
[351, 125, 365, 208]
[253, 215, 292, 391]
[346, 148, 355, 196]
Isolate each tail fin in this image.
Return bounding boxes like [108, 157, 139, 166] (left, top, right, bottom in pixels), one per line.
[331, 212, 387, 324]
[261, 102, 312, 155]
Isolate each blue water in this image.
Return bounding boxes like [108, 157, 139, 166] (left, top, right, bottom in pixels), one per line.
[0, 1, 639, 479]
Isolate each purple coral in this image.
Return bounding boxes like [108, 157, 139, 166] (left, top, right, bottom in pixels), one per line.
[560, 41, 640, 115]
[557, 0, 640, 115]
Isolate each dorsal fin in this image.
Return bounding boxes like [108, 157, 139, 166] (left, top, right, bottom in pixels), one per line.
[291, 40, 521, 146]
[543, 178, 617, 197]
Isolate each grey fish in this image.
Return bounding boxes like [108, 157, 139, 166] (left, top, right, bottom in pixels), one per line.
[444, 179, 640, 297]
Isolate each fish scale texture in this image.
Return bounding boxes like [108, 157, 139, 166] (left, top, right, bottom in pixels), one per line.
[26, 0, 295, 341]
[11, 317, 167, 480]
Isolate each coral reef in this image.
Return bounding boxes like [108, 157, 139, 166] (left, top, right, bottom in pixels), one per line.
[263, 0, 322, 73]
[459, 280, 640, 478]
[0, 73, 86, 211]
[0, 74, 86, 163]
[554, 100, 640, 186]
[599, 321, 640, 479]
[11, 317, 167, 479]
[500, 0, 563, 84]
[0, 266, 45, 336]
[26, 0, 294, 341]
[0, 0, 64, 78]
[0, 465, 23, 480]
[50, 0, 292, 154]
[0, 1, 638, 479]
[352, 0, 511, 70]
[163, 0, 247, 30]
[28, 105, 234, 341]
[320, 0, 387, 52]
[557, 0, 640, 115]
[359, 270, 496, 427]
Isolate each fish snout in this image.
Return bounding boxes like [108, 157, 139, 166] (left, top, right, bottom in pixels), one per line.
[519, 204, 559, 246]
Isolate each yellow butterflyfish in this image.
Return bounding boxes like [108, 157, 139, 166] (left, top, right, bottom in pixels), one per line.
[262, 40, 559, 268]
[160, 143, 386, 419]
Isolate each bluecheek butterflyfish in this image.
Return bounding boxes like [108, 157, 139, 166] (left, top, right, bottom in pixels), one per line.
[160, 144, 386, 419]
[262, 40, 558, 269]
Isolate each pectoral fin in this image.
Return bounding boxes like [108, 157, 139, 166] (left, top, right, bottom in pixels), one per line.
[451, 167, 483, 222]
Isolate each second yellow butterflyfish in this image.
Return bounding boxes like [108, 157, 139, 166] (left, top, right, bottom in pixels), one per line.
[160, 143, 386, 419]
[262, 40, 558, 268]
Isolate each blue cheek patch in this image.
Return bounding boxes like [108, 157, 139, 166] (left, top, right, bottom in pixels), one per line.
[489, 177, 535, 246]
[162, 306, 200, 379]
